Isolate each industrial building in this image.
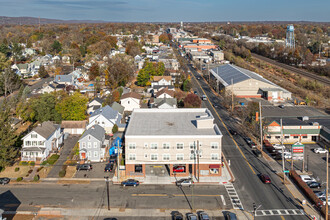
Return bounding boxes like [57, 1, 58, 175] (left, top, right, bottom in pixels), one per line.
[209, 64, 292, 101]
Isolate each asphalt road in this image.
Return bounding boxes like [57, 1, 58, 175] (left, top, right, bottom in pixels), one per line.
[175, 44, 308, 220]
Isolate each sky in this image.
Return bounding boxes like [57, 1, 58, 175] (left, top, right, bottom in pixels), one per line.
[1, 0, 329, 22]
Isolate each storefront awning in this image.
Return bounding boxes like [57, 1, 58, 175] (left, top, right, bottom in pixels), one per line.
[209, 164, 220, 169]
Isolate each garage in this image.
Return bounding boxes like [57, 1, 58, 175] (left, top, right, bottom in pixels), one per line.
[61, 121, 87, 135]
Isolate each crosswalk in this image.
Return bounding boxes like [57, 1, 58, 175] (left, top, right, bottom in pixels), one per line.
[255, 209, 305, 216]
[224, 183, 244, 210]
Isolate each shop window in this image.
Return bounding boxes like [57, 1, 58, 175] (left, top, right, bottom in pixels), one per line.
[275, 136, 281, 139]
[302, 136, 308, 139]
[210, 168, 219, 174]
[266, 136, 271, 139]
[135, 165, 142, 173]
[294, 136, 299, 139]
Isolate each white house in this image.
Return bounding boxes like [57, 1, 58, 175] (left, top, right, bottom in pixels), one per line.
[87, 97, 104, 115]
[156, 87, 175, 98]
[120, 92, 142, 112]
[21, 121, 63, 162]
[87, 105, 122, 134]
[40, 82, 65, 94]
[151, 76, 172, 87]
[61, 120, 87, 135]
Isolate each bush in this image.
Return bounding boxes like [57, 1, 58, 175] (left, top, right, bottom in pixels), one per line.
[112, 124, 118, 134]
[37, 167, 44, 172]
[29, 161, 35, 166]
[59, 170, 66, 178]
[41, 161, 48, 166]
[15, 167, 20, 172]
[17, 177, 23, 182]
[19, 161, 29, 166]
[28, 169, 33, 174]
[33, 175, 39, 182]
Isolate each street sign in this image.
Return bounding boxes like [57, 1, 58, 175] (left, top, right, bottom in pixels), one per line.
[284, 170, 290, 173]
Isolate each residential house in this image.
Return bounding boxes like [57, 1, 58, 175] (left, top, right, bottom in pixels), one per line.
[15, 64, 30, 77]
[125, 109, 223, 180]
[150, 76, 174, 92]
[40, 82, 65, 94]
[134, 55, 145, 70]
[87, 97, 104, 115]
[120, 92, 142, 112]
[156, 87, 175, 98]
[78, 125, 109, 162]
[55, 75, 75, 85]
[61, 120, 87, 135]
[158, 59, 180, 70]
[149, 97, 177, 109]
[21, 121, 63, 162]
[87, 105, 122, 134]
[111, 102, 125, 116]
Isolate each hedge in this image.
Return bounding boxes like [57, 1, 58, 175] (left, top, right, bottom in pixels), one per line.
[19, 161, 29, 166]
[17, 177, 23, 182]
[29, 161, 35, 166]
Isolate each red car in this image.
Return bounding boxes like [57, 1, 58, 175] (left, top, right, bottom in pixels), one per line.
[173, 166, 185, 173]
[260, 174, 271, 184]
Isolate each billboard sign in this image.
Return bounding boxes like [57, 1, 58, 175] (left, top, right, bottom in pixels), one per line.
[292, 142, 304, 160]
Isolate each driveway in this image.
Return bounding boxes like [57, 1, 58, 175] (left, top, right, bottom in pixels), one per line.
[47, 135, 80, 178]
[74, 161, 115, 179]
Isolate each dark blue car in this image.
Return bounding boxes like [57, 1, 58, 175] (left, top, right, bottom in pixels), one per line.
[121, 179, 139, 187]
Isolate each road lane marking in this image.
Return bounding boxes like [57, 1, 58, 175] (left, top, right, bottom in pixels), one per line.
[220, 195, 226, 205]
[281, 216, 285, 220]
[173, 194, 222, 197]
[189, 70, 256, 175]
[255, 209, 304, 216]
[131, 194, 167, 197]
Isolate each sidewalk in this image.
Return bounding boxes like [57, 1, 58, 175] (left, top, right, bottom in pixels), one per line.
[4, 207, 251, 219]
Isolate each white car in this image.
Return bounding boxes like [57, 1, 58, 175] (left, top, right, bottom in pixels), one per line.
[314, 148, 327, 154]
[278, 150, 292, 159]
[273, 144, 285, 150]
[300, 175, 317, 183]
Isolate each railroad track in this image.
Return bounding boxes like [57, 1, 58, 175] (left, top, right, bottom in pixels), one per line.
[252, 53, 330, 86]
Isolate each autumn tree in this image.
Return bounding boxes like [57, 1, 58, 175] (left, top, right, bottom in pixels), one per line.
[184, 93, 201, 108]
[56, 92, 88, 120]
[105, 54, 135, 90]
[87, 40, 111, 57]
[0, 68, 21, 97]
[38, 65, 49, 78]
[88, 63, 100, 80]
[159, 33, 170, 44]
[104, 36, 118, 48]
[125, 40, 141, 57]
[51, 40, 62, 54]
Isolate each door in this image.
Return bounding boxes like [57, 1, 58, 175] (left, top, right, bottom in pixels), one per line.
[189, 164, 192, 174]
[81, 152, 86, 159]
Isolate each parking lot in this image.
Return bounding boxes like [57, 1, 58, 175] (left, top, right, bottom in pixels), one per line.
[74, 161, 115, 179]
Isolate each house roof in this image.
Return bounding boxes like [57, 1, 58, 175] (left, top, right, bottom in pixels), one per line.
[111, 102, 125, 115]
[55, 75, 73, 83]
[49, 82, 65, 89]
[126, 108, 222, 136]
[210, 64, 278, 87]
[21, 147, 45, 152]
[79, 124, 105, 142]
[90, 97, 103, 105]
[90, 105, 119, 120]
[32, 121, 60, 139]
[152, 85, 175, 90]
[120, 92, 142, 100]
[153, 76, 172, 82]
[154, 98, 177, 107]
[61, 120, 87, 129]
[17, 63, 28, 70]
[156, 87, 175, 98]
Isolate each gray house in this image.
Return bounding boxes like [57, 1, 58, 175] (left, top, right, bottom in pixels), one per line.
[78, 125, 109, 162]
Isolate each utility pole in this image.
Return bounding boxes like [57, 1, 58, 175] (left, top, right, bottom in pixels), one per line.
[326, 151, 329, 220]
[117, 139, 120, 181]
[104, 176, 110, 210]
[208, 63, 210, 82]
[231, 78, 234, 112]
[259, 102, 263, 154]
[281, 118, 285, 184]
[197, 140, 200, 183]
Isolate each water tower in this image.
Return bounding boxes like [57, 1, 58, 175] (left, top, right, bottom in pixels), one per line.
[286, 25, 295, 49]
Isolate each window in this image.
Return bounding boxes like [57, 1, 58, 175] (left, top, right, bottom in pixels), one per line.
[176, 154, 184, 160]
[275, 136, 281, 139]
[38, 141, 43, 145]
[151, 154, 158, 161]
[266, 136, 271, 139]
[102, 122, 105, 124]
[284, 136, 290, 139]
[87, 151, 91, 157]
[294, 136, 299, 139]
[211, 142, 219, 149]
[32, 141, 37, 146]
[302, 136, 308, 139]
[190, 154, 196, 160]
[82, 142, 86, 148]
[129, 154, 136, 160]
[128, 143, 136, 149]
[163, 154, 170, 161]
[25, 141, 31, 146]
[94, 142, 98, 148]
[176, 143, 184, 150]
[31, 134, 37, 138]
[189, 143, 195, 150]
[88, 142, 92, 148]
[151, 143, 158, 149]
[88, 135, 91, 140]
[94, 151, 98, 157]
[128, 101, 130, 104]
[163, 143, 170, 149]
[211, 153, 219, 160]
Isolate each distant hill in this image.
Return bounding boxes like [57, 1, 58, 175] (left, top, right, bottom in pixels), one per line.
[0, 16, 108, 25]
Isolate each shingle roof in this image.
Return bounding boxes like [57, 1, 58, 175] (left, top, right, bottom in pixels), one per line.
[33, 121, 59, 139]
[111, 102, 125, 115]
[90, 97, 103, 105]
[156, 87, 175, 98]
[80, 124, 105, 141]
[153, 76, 172, 82]
[120, 92, 142, 100]
[61, 120, 87, 129]
[154, 98, 177, 107]
[55, 75, 73, 83]
[90, 105, 120, 120]
[210, 64, 276, 87]
[17, 63, 28, 70]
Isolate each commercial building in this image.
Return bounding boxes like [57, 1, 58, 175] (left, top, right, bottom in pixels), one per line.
[210, 64, 292, 101]
[124, 109, 223, 180]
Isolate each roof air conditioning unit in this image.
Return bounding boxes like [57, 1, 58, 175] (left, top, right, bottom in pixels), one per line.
[302, 116, 309, 121]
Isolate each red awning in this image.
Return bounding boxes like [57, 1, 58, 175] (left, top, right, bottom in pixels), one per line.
[209, 164, 220, 169]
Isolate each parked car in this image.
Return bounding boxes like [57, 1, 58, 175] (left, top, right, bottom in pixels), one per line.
[0, 177, 10, 185]
[225, 212, 237, 220]
[76, 164, 92, 171]
[249, 141, 257, 149]
[273, 144, 285, 150]
[315, 190, 326, 198]
[229, 129, 238, 135]
[319, 196, 330, 205]
[104, 163, 114, 172]
[201, 95, 207, 101]
[173, 212, 184, 220]
[176, 178, 192, 187]
[307, 181, 321, 189]
[193, 91, 198, 95]
[252, 149, 262, 157]
[187, 213, 198, 220]
[300, 175, 317, 183]
[260, 174, 271, 184]
[121, 179, 139, 187]
[314, 148, 327, 154]
[173, 166, 185, 173]
[244, 137, 252, 145]
[278, 104, 285, 108]
[198, 211, 210, 220]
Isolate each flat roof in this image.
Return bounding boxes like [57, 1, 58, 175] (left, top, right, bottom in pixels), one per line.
[262, 106, 328, 118]
[125, 108, 222, 136]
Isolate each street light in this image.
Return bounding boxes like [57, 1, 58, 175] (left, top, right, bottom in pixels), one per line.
[104, 176, 110, 210]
